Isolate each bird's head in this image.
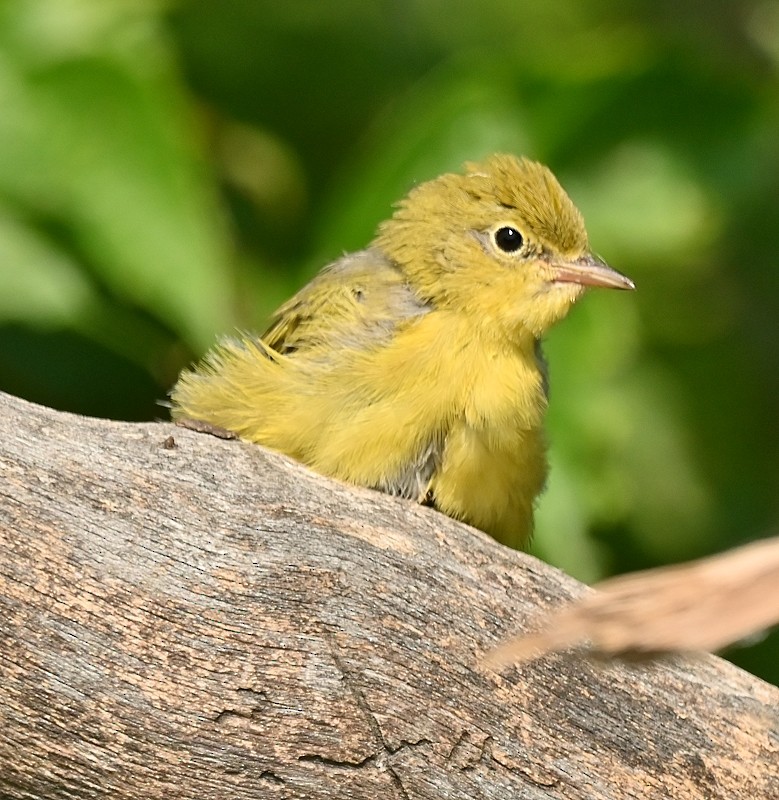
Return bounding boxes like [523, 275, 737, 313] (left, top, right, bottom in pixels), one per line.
[374, 154, 634, 341]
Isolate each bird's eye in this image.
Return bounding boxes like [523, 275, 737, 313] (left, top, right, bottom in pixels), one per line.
[493, 226, 524, 253]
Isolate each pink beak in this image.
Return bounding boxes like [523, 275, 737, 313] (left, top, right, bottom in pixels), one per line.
[551, 254, 635, 291]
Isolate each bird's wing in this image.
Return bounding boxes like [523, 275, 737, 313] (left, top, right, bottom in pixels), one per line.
[260, 248, 440, 501]
[262, 248, 430, 355]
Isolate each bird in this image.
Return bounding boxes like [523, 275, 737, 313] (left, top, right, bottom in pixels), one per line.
[170, 154, 634, 548]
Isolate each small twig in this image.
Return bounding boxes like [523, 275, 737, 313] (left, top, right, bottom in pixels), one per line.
[487, 536, 779, 667]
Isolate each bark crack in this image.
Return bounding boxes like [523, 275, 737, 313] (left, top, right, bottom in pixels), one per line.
[213, 688, 270, 723]
[259, 770, 284, 784]
[298, 753, 377, 770]
[446, 729, 560, 787]
[325, 630, 412, 800]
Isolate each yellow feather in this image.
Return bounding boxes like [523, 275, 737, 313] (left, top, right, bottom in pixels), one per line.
[171, 154, 634, 548]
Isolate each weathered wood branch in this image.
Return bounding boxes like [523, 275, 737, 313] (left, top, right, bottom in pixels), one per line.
[489, 536, 779, 664]
[1, 390, 777, 799]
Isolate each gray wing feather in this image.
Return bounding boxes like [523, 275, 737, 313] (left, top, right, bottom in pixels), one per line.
[262, 248, 441, 503]
[263, 248, 430, 355]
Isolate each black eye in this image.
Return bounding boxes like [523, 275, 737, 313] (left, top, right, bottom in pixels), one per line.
[494, 226, 523, 253]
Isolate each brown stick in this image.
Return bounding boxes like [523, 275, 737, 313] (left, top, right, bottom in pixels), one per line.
[1, 390, 777, 799]
[488, 537, 779, 666]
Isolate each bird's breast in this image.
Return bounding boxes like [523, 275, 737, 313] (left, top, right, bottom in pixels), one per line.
[422, 323, 550, 546]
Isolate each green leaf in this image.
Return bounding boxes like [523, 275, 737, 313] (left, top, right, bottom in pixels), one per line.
[0, 35, 233, 350]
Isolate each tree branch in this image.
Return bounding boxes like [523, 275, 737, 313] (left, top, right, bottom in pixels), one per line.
[489, 536, 779, 664]
[1, 390, 777, 799]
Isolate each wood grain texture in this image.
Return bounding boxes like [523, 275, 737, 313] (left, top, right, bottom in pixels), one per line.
[488, 537, 779, 664]
[0, 390, 777, 799]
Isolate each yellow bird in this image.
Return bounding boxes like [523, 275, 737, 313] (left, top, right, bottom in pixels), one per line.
[171, 155, 634, 548]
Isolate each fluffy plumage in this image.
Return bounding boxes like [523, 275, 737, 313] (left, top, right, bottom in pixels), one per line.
[171, 155, 633, 547]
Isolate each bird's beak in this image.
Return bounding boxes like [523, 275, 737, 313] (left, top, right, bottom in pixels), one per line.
[550, 254, 635, 291]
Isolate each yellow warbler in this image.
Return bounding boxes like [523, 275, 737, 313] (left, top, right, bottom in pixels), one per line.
[171, 155, 634, 548]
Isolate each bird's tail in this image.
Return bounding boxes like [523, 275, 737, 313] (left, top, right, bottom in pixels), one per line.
[169, 335, 284, 441]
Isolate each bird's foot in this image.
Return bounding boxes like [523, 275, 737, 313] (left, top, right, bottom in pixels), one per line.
[175, 417, 239, 440]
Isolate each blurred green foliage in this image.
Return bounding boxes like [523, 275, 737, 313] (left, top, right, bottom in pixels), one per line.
[1, 0, 777, 685]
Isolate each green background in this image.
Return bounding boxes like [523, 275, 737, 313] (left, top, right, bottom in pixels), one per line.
[1, 0, 777, 686]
